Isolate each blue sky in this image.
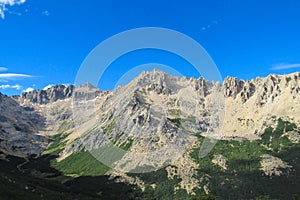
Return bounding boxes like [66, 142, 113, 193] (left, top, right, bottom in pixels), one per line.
[0, 0, 300, 95]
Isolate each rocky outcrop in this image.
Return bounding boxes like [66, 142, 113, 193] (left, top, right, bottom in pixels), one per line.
[283, 131, 300, 143]
[191, 77, 210, 97]
[1, 70, 300, 194]
[221, 72, 300, 139]
[212, 154, 228, 170]
[0, 93, 48, 157]
[260, 154, 292, 176]
[255, 75, 283, 106]
[2, 70, 300, 159]
[222, 73, 300, 104]
[17, 84, 75, 104]
[166, 153, 200, 195]
[224, 77, 241, 97]
[16, 83, 104, 105]
[54, 71, 300, 176]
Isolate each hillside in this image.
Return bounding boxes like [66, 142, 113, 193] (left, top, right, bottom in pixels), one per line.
[1, 70, 300, 199]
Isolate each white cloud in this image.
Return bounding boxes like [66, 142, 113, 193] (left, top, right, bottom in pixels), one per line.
[0, 84, 22, 90]
[22, 87, 34, 93]
[43, 84, 54, 90]
[270, 63, 300, 70]
[42, 10, 49, 16]
[0, 67, 8, 72]
[0, 0, 26, 19]
[0, 73, 33, 80]
[201, 20, 220, 31]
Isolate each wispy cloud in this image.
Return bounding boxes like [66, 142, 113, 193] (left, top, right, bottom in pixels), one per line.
[0, 68, 35, 93]
[0, 0, 26, 19]
[0, 73, 33, 80]
[270, 63, 300, 70]
[42, 10, 50, 16]
[0, 67, 8, 72]
[201, 20, 220, 31]
[0, 84, 22, 90]
[22, 87, 34, 93]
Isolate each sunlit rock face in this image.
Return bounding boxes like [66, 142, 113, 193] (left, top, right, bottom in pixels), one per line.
[1, 71, 300, 170]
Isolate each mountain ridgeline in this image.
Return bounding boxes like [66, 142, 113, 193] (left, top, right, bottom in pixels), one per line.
[1, 70, 300, 199]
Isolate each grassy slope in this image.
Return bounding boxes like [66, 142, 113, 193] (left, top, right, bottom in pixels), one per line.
[44, 120, 135, 177]
[38, 119, 300, 199]
[51, 150, 110, 177]
[0, 120, 137, 199]
[44, 123, 111, 177]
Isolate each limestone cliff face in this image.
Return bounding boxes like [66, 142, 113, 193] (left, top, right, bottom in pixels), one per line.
[223, 73, 300, 105]
[17, 70, 295, 172]
[1, 71, 300, 159]
[221, 72, 300, 139]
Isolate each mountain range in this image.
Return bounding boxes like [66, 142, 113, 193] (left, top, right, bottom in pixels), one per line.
[1, 70, 300, 199]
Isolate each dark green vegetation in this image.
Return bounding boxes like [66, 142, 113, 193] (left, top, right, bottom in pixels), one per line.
[261, 118, 297, 152]
[0, 119, 137, 199]
[43, 121, 73, 156]
[1, 118, 300, 199]
[44, 122, 111, 177]
[110, 132, 134, 151]
[127, 118, 300, 199]
[43, 120, 133, 178]
[43, 132, 69, 155]
[119, 138, 134, 151]
[168, 109, 181, 117]
[128, 167, 216, 200]
[167, 117, 181, 127]
[51, 150, 111, 177]
[167, 115, 196, 128]
[104, 120, 116, 135]
[0, 154, 138, 200]
[104, 120, 133, 151]
[189, 118, 300, 199]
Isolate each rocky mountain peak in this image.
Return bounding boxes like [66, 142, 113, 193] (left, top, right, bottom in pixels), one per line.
[223, 76, 241, 97]
[18, 84, 75, 104]
[135, 69, 169, 85]
[1, 71, 300, 195]
[77, 82, 99, 90]
[221, 72, 300, 104]
[125, 69, 175, 96]
[16, 83, 103, 105]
